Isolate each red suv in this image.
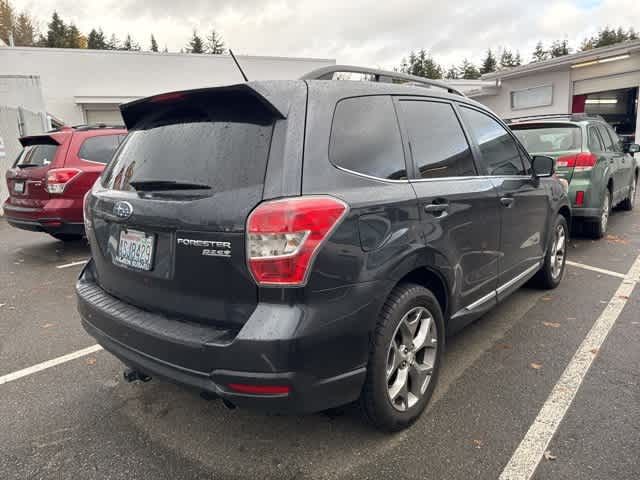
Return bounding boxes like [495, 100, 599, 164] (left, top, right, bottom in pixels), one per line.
[4, 125, 127, 241]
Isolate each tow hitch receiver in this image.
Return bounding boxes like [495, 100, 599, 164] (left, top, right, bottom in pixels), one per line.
[123, 368, 152, 383]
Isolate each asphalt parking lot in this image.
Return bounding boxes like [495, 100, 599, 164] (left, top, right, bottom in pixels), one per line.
[1, 205, 639, 480]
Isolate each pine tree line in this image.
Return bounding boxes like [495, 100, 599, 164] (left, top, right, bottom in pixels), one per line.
[0, 1, 225, 54]
[400, 26, 639, 79]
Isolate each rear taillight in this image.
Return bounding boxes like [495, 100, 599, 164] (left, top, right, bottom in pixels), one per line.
[556, 153, 597, 170]
[247, 196, 348, 286]
[46, 168, 81, 194]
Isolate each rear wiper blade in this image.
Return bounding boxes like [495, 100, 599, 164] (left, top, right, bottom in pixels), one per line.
[129, 180, 211, 191]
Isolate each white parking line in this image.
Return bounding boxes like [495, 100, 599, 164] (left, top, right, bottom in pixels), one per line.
[566, 260, 626, 279]
[56, 259, 89, 269]
[0, 345, 103, 386]
[499, 252, 640, 480]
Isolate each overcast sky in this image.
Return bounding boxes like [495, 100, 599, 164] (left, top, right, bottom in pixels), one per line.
[11, 0, 640, 68]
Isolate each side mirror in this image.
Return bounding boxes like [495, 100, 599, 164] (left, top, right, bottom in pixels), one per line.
[624, 143, 639, 154]
[531, 155, 555, 178]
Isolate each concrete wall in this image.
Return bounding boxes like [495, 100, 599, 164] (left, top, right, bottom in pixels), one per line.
[477, 69, 572, 119]
[0, 47, 335, 125]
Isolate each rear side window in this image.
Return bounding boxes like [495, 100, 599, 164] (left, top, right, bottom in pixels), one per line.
[79, 135, 122, 164]
[103, 96, 275, 192]
[511, 124, 581, 153]
[398, 100, 476, 179]
[330, 96, 407, 180]
[460, 107, 525, 176]
[596, 124, 615, 152]
[588, 127, 604, 152]
[16, 144, 58, 167]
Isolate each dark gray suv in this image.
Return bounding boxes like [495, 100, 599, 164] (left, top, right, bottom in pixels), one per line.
[77, 66, 571, 431]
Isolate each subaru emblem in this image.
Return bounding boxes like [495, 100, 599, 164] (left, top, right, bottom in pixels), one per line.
[113, 201, 133, 219]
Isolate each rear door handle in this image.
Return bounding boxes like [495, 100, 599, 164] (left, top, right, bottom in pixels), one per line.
[424, 203, 449, 215]
[500, 196, 514, 208]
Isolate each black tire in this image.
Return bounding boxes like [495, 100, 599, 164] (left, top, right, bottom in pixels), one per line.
[50, 233, 83, 242]
[585, 189, 611, 239]
[620, 174, 637, 211]
[534, 214, 568, 289]
[360, 283, 445, 432]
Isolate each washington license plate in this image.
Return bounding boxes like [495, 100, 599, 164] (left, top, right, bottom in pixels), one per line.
[115, 229, 155, 271]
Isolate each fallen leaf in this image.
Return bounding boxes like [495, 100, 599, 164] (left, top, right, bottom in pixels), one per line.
[590, 348, 599, 355]
[496, 343, 512, 350]
[42, 323, 55, 329]
[530, 363, 543, 370]
[542, 322, 561, 328]
[544, 451, 557, 461]
[618, 295, 629, 300]
[472, 439, 483, 448]
[86, 357, 97, 366]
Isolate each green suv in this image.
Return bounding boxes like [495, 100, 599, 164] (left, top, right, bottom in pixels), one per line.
[510, 114, 639, 238]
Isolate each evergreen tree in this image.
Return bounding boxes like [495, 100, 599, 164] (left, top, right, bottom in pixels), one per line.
[150, 34, 158, 52]
[206, 29, 225, 54]
[531, 41, 548, 62]
[107, 33, 119, 50]
[87, 28, 107, 49]
[13, 12, 37, 46]
[480, 49, 497, 74]
[444, 65, 458, 80]
[458, 59, 480, 79]
[581, 26, 637, 51]
[499, 48, 518, 68]
[122, 34, 140, 51]
[162, 44, 168, 53]
[187, 30, 204, 53]
[46, 11, 67, 48]
[65, 22, 82, 48]
[514, 51, 522, 66]
[0, 0, 15, 45]
[549, 39, 570, 58]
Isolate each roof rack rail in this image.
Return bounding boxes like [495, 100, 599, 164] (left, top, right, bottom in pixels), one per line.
[301, 65, 465, 97]
[505, 113, 606, 124]
[71, 123, 127, 131]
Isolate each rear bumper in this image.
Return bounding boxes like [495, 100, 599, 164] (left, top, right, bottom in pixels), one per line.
[4, 198, 84, 234]
[76, 262, 375, 414]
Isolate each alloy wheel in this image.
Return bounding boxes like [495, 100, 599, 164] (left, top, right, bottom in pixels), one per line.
[550, 223, 566, 280]
[386, 306, 438, 412]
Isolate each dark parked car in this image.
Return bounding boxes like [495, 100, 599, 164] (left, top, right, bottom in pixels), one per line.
[4, 124, 127, 241]
[509, 114, 639, 238]
[77, 66, 571, 431]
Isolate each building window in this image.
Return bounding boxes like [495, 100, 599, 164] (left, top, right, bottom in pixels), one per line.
[510, 85, 553, 110]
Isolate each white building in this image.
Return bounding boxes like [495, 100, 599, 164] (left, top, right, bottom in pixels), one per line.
[471, 40, 640, 143]
[0, 46, 335, 126]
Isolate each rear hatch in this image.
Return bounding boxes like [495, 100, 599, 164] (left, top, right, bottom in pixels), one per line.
[511, 122, 582, 181]
[5, 133, 69, 209]
[87, 84, 297, 329]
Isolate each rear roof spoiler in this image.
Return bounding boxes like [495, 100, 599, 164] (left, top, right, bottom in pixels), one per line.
[19, 134, 61, 147]
[120, 83, 291, 129]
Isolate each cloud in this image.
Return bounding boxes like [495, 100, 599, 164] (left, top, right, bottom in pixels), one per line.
[11, 0, 640, 68]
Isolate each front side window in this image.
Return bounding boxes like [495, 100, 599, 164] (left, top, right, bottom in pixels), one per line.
[330, 96, 407, 180]
[596, 124, 615, 152]
[588, 127, 604, 152]
[398, 100, 475, 179]
[461, 107, 525, 176]
[79, 135, 123, 164]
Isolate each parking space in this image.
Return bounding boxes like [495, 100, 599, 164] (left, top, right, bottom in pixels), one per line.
[1, 205, 639, 480]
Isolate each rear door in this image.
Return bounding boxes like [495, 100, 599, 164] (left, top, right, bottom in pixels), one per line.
[396, 98, 501, 316]
[603, 124, 633, 196]
[596, 123, 625, 202]
[87, 86, 301, 329]
[459, 106, 549, 296]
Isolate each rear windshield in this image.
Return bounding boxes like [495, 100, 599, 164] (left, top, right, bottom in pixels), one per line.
[102, 97, 275, 193]
[511, 124, 581, 153]
[14, 144, 58, 167]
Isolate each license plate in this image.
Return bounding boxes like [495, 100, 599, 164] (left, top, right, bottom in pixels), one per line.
[14, 181, 25, 194]
[115, 229, 155, 271]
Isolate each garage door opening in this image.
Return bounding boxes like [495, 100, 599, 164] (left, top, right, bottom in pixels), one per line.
[572, 87, 638, 143]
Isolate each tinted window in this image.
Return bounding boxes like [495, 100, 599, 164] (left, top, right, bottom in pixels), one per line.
[604, 125, 623, 152]
[330, 96, 406, 180]
[16, 144, 58, 167]
[588, 127, 604, 152]
[103, 98, 274, 193]
[79, 135, 122, 164]
[597, 124, 615, 152]
[511, 124, 581, 153]
[399, 100, 475, 179]
[461, 107, 525, 176]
